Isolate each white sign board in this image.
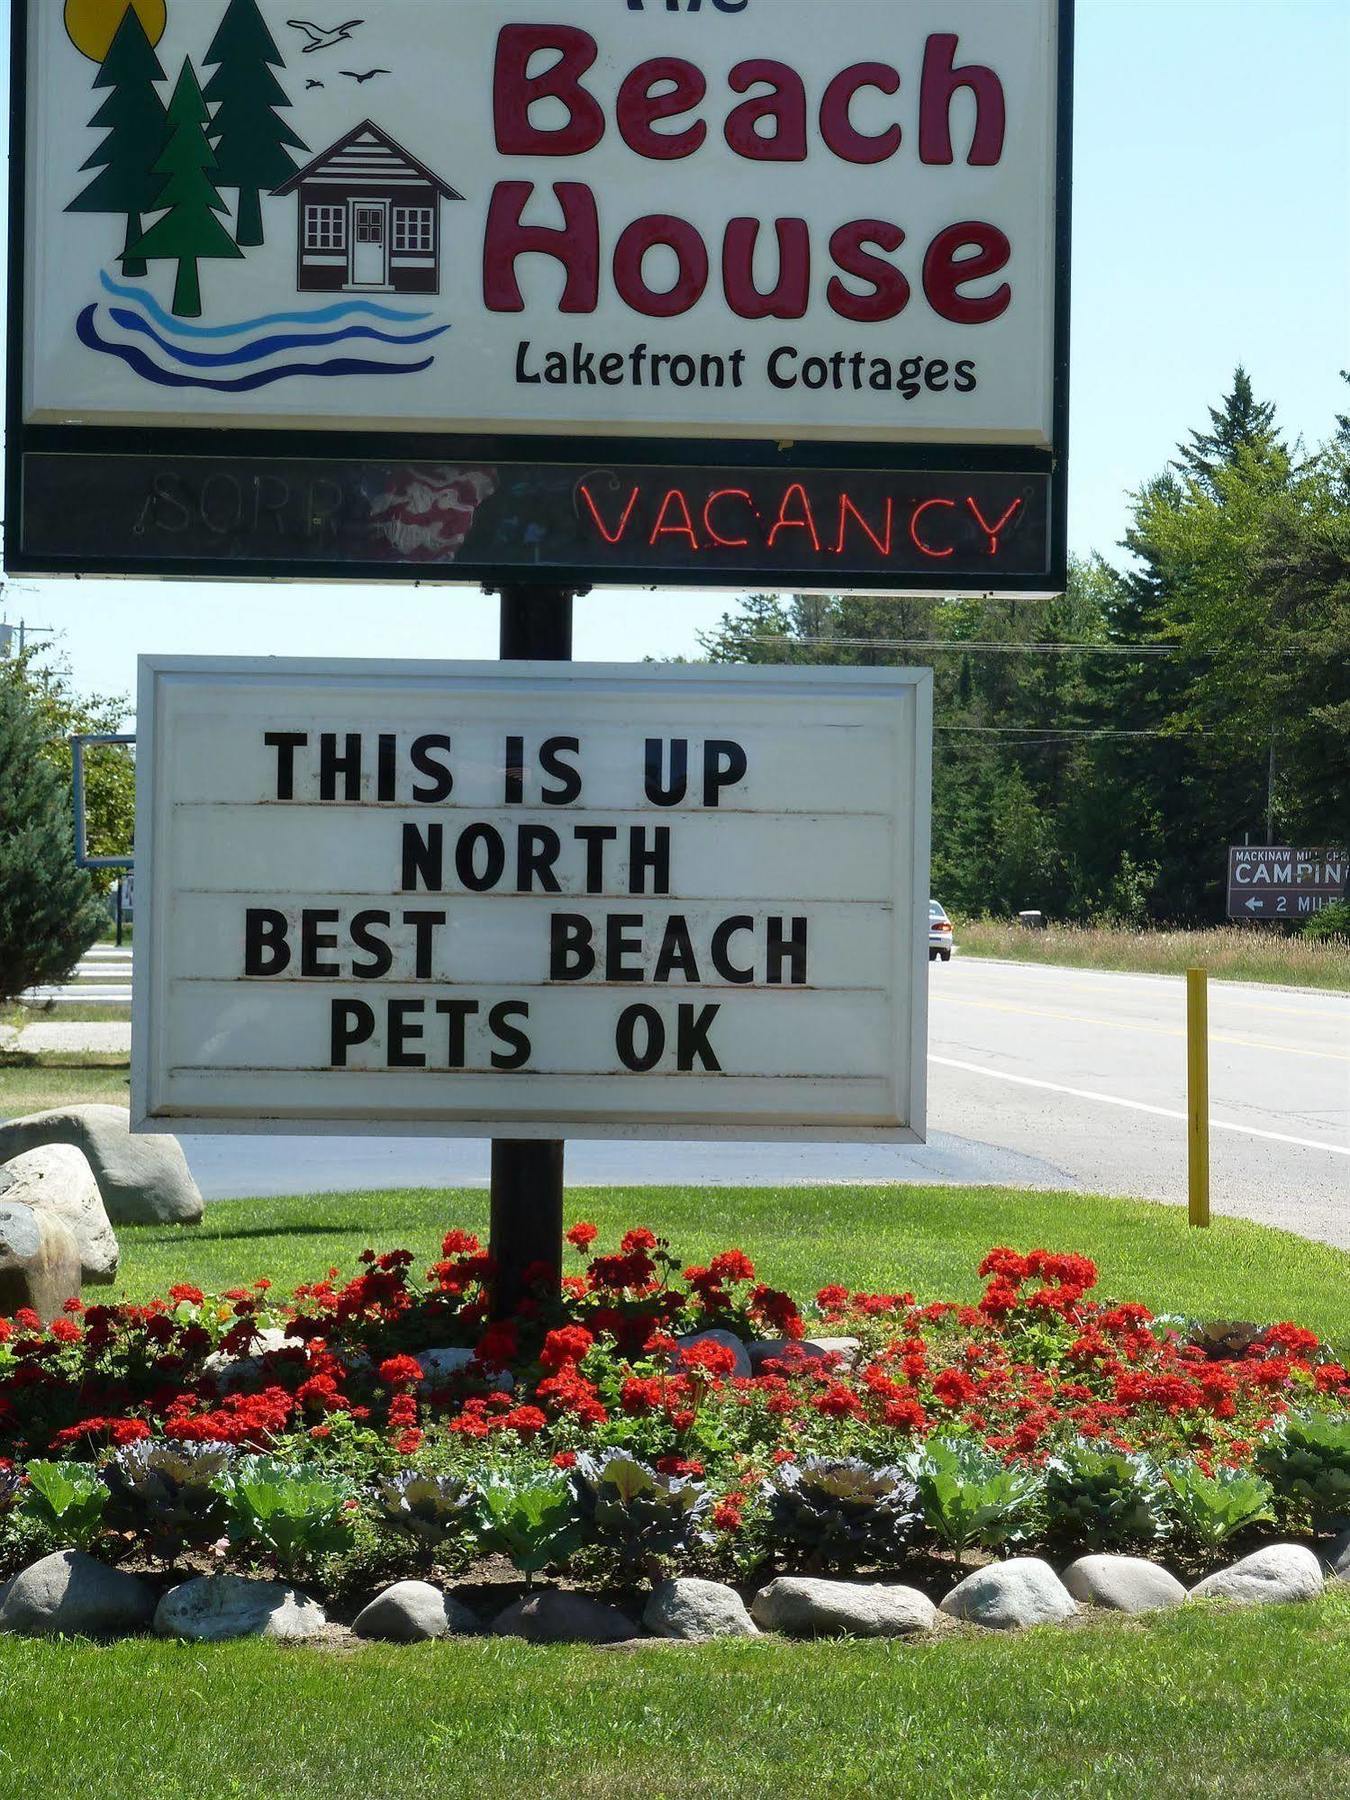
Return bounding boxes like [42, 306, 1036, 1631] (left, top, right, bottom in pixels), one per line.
[133, 659, 931, 1139]
[19, 0, 1067, 448]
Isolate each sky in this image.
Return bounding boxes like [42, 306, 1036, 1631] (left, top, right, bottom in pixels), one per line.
[3, 0, 1348, 714]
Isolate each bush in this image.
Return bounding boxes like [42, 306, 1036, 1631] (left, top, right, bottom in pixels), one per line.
[1256, 1413, 1350, 1533]
[477, 1472, 585, 1580]
[374, 1471, 479, 1563]
[572, 1451, 711, 1575]
[19, 1461, 108, 1549]
[763, 1457, 918, 1570]
[910, 1439, 1043, 1568]
[103, 1441, 233, 1563]
[224, 1457, 356, 1580]
[0, 664, 108, 1002]
[1042, 1442, 1167, 1551]
[1302, 899, 1350, 942]
[1161, 1463, 1275, 1555]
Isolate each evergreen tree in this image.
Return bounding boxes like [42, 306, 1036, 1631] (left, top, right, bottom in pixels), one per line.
[1172, 365, 1284, 490]
[0, 665, 108, 1004]
[65, 6, 168, 278]
[203, 0, 305, 248]
[129, 60, 243, 318]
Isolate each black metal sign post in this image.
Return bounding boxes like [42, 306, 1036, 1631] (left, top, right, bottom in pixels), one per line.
[487, 582, 583, 1316]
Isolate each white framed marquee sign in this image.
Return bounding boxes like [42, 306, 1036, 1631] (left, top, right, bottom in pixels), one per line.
[7, 0, 1073, 594]
[132, 658, 932, 1139]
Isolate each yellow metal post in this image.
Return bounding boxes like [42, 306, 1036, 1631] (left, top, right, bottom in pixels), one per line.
[1187, 967, 1210, 1227]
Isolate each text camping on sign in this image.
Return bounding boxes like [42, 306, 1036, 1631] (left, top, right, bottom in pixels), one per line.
[132, 659, 931, 1140]
[7, 0, 1072, 593]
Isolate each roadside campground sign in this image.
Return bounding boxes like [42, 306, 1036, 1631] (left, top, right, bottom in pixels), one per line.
[7, 0, 1072, 595]
[132, 659, 932, 1139]
[1227, 847, 1348, 921]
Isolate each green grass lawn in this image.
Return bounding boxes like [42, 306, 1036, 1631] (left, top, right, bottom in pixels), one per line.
[9, 1182, 1350, 1793]
[956, 918, 1350, 992]
[116, 1183, 1350, 1349]
[1, 1589, 1348, 1800]
[0, 1056, 131, 1115]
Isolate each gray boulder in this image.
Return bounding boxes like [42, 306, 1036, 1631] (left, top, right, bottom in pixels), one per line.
[491, 1590, 638, 1644]
[1325, 1529, 1350, 1581]
[0, 1144, 119, 1285]
[203, 1326, 307, 1392]
[941, 1558, 1077, 1630]
[154, 1574, 327, 1641]
[751, 1576, 936, 1638]
[1061, 1555, 1186, 1613]
[353, 1581, 480, 1643]
[0, 1106, 202, 1226]
[747, 1336, 861, 1373]
[672, 1328, 753, 1379]
[0, 1202, 82, 1322]
[644, 1578, 759, 1641]
[1188, 1544, 1324, 1607]
[0, 1551, 154, 1638]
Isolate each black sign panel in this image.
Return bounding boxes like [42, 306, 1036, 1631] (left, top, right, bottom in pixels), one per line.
[1227, 846, 1348, 920]
[15, 452, 1053, 592]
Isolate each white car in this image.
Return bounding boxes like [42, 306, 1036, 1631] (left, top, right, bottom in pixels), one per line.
[928, 900, 955, 961]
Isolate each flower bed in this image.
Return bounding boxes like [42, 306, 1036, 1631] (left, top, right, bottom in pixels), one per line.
[2, 1227, 1348, 1595]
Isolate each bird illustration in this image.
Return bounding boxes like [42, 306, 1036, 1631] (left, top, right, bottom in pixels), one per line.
[305, 78, 325, 90]
[287, 19, 364, 54]
[340, 68, 390, 84]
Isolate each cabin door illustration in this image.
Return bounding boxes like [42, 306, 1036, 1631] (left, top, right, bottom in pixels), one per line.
[352, 202, 389, 287]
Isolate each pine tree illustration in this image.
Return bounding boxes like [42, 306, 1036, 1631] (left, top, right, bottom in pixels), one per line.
[203, 0, 306, 248]
[65, 7, 168, 279]
[129, 60, 243, 318]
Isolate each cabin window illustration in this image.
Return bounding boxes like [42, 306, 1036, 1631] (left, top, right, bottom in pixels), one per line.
[274, 122, 462, 296]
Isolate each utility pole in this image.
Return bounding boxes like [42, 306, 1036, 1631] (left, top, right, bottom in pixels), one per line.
[1265, 740, 1276, 845]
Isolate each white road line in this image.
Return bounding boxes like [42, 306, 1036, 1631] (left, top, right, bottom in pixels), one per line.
[930, 1056, 1350, 1157]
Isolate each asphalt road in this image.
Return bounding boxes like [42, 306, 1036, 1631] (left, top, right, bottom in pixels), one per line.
[177, 958, 1349, 1245]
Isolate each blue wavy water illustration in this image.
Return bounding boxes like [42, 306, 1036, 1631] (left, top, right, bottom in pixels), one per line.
[109, 306, 449, 367]
[99, 269, 434, 337]
[77, 304, 437, 392]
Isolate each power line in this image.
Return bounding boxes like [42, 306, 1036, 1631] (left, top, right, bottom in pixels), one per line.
[935, 724, 1207, 739]
[753, 635, 1180, 656]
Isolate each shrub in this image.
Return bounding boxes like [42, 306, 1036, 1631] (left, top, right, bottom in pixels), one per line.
[0, 1466, 20, 1519]
[374, 1471, 480, 1562]
[20, 1461, 108, 1549]
[224, 1457, 356, 1579]
[103, 1441, 234, 1562]
[909, 1439, 1043, 1568]
[477, 1472, 585, 1580]
[1161, 1463, 1275, 1555]
[763, 1457, 919, 1570]
[1042, 1442, 1167, 1551]
[571, 1450, 712, 1574]
[1256, 1413, 1350, 1533]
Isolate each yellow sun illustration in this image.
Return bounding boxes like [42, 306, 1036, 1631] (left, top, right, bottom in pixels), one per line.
[65, 0, 167, 63]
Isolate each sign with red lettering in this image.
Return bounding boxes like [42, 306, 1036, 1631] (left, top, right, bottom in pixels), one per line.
[7, 0, 1071, 592]
[133, 658, 932, 1139]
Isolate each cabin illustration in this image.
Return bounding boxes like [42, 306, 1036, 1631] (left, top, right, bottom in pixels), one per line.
[273, 121, 462, 296]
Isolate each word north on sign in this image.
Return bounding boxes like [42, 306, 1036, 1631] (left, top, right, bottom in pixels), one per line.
[133, 660, 932, 1140]
[8, 0, 1072, 592]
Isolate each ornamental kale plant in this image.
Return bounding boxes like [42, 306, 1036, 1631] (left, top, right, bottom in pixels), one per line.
[20, 1461, 108, 1549]
[571, 1450, 712, 1574]
[477, 1472, 585, 1581]
[103, 1441, 234, 1562]
[1161, 1463, 1276, 1555]
[1042, 1442, 1167, 1551]
[1256, 1413, 1350, 1532]
[375, 1471, 480, 1560]
[224, 1457, 356, 1579]
[763, 1457, 919, 1570]
[909, 1439, 1043, 1568]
